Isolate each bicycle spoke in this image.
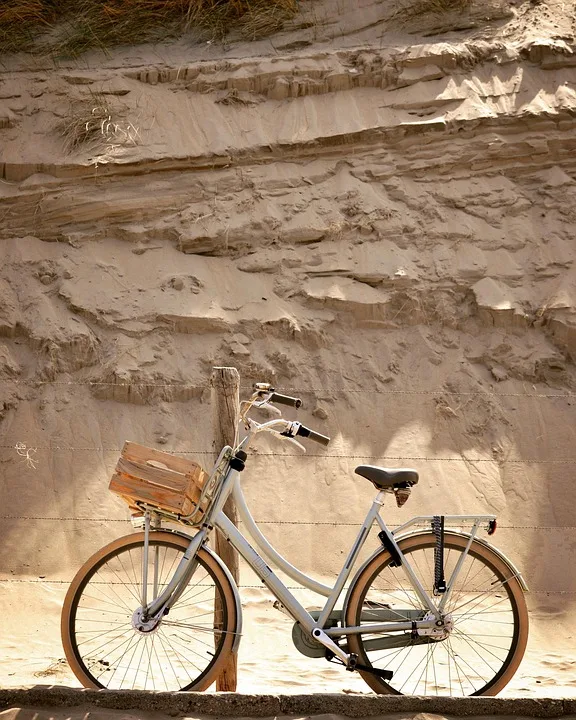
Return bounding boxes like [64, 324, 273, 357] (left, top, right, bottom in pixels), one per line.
[447, 556, 477, 611]
[449, 635, 491, 687]
[452, 628, 509, 662]
[118, 634, 142, 689]
[162, 629, 213, 666]
[78, 591, 131, 612]
[367, 637, 414, 668]
[156, 632, 184, 687]
[81, 624, 134, 658]
[162, 624, 218, 655]
[145, 635, 155, 691]
[115, 554, 142, 606]
[449, 576, 516, 616]
[446, 635, 473, 694]
[152, 634, 169, 691]
[162, 621, 228, 638]
[158, 631, 200, 680]
[453, 596, 514, 624]
[398, 643, 431, 693]
[80, 582, 135, 614]
[89, 632, 137, 679]
[75, 623, 132, 645]
[388, 640, 417, 677]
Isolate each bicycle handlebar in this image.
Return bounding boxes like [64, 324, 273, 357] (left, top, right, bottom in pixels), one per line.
[244, 385, 329, 449]
[269, 392, 302, 409]
[296, 424, 331, 447]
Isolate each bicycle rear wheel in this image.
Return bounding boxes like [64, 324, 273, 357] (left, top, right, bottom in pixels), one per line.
[344, 532, 528, 696]
[61, 531, 238, 691]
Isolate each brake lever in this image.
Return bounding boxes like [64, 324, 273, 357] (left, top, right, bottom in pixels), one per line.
[255, 400, 282, 416]
[272, 428, 306, 453]
[281, 435, 306, 453]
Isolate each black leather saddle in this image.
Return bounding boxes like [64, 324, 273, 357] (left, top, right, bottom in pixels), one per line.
[355, 465, 419, 489]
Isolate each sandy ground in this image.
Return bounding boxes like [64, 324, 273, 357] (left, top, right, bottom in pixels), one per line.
[2, 0, 576, 701]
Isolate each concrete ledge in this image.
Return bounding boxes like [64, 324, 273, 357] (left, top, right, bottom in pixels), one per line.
[0, 689, 573, 718]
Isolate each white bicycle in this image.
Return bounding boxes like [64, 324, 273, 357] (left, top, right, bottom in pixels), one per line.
[61, 384, 529, 696]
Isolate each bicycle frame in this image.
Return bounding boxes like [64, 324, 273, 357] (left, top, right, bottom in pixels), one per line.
[141, 444, 499, 665]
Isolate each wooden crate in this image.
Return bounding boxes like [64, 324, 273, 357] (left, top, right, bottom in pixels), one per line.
[109, 441, 208, 517]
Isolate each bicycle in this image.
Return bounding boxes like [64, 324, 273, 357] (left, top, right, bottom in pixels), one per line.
[61, 383, 529, 696]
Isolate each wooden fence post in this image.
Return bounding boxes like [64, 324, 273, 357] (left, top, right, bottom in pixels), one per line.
[211, 366, 240, 692]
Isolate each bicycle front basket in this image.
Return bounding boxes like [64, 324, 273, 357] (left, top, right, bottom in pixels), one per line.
[109, 441, 208, 519]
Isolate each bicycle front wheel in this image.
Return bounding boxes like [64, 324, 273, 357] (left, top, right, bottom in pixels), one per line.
[61, 531, 238, 691]
[344, 532, 528, 696]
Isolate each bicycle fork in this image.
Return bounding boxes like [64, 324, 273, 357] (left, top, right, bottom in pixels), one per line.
[135, 517, 209, 629]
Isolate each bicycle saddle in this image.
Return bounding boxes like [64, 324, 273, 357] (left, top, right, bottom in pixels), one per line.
[355, 465, 419, 489]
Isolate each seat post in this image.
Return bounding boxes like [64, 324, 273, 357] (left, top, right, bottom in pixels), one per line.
[374, 489, 388, 506]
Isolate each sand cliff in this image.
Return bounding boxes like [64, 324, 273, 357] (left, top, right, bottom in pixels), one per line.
[1, 0, 576, 696]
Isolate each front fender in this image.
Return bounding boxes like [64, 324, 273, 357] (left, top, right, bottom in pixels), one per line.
[343, 529, 528, 616]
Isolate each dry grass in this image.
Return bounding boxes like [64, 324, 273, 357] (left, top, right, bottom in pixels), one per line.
[393, 0, 472, 18]
[413, 0, 471, 11]
[0, 0, 299, 56]
[58, 92, 139, 161]
[0, 0, 51, 54]
[240, 0, 297, 40]
[389, 0, 515, 36]
[215, 88, 258, 105]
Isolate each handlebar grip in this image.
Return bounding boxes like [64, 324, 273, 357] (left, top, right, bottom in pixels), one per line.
[296, 425, 331, 447]
[270, 392, 302, 409]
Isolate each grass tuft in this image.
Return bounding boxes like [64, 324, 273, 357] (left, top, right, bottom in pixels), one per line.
[58, 92, 139, 160]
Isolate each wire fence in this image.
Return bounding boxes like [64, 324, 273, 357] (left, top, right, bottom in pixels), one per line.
[1, 515, 575, 594]
[2, 376, 576, 594]
[4, 376, 576, 467]
[0, 577, 572, 594]
[4, 377, 576, 398]
[3, 444, 576, 463]
[1, 515, 575, 530]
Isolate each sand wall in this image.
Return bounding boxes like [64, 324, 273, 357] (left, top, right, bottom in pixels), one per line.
[1, 0, 576, 696]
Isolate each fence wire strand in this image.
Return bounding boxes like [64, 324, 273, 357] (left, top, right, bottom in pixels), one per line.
[0, 577, 574, 594]
[2, 445, 576, 464]
[0, 515, 575, 530]
[4, 377, 576, 399]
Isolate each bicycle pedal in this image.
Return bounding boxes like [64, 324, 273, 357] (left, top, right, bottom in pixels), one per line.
[354, 662, 394, 681]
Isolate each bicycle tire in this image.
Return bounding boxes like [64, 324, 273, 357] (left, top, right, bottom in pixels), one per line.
[344, 532, 528, 696]
[61, 531, 238, 691]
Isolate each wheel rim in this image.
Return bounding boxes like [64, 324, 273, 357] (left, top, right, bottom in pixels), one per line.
[66, 538, 229, 691]
[347, 536, 525, 696]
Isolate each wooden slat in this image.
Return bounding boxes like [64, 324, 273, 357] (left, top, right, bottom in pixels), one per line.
[122, 441, 197, 475]
[109, 472, 194, 514]
[116, 457, 189, 491]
